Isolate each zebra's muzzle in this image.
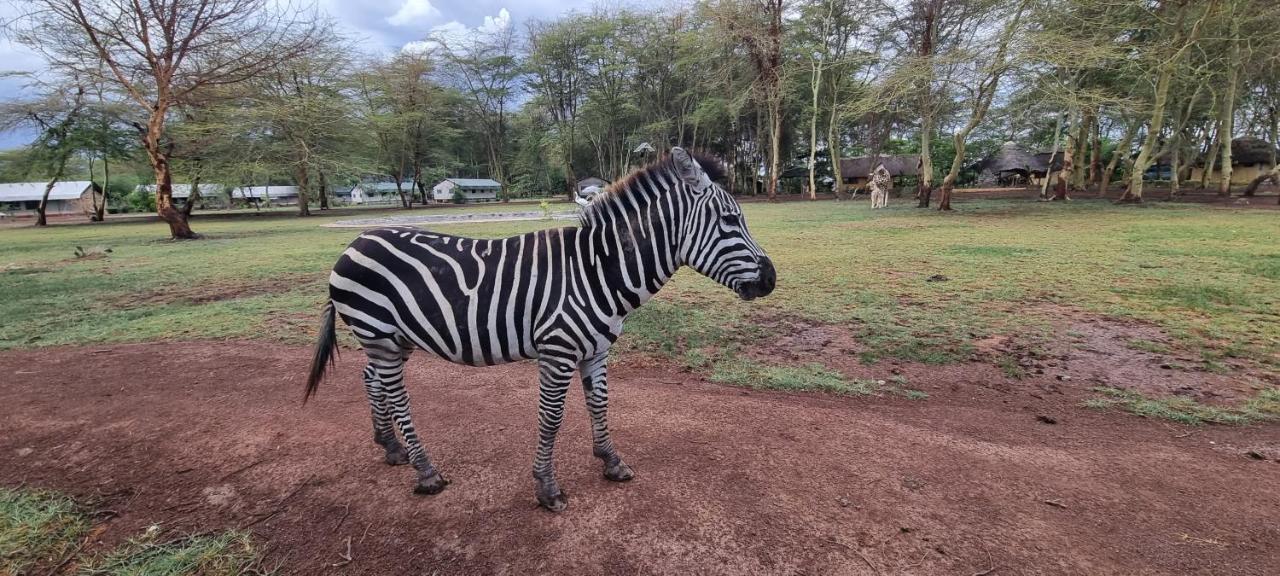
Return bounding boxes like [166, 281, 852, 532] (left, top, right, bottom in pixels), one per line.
[735, 256, 776, 301]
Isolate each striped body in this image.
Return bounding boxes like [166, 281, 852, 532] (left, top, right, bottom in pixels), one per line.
[331, 224, 671, 368]
[306, 149, 774, 511]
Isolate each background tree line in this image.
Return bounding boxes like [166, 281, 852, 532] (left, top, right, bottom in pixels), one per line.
[4, 0, 1279, 237]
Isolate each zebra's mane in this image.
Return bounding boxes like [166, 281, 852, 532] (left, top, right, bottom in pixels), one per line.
[578, 151, 727, 227]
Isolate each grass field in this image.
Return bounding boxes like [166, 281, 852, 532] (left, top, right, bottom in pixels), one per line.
[0, 487, 269, 575]
[1, 197, 1277, 415]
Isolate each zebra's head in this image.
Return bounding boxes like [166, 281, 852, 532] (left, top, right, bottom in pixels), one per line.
[671, 147, 776, 301]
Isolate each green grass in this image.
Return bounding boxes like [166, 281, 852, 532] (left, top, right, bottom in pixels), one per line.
[1127, 339, 1171, 354]
[0, 488, 89, 575]
[1083, 386, 1280, 425]
[1, 198, 1277, 393]
[0, 486, 269, 576]
[708, 357, 927, 398]
[81, 531, 266, 576]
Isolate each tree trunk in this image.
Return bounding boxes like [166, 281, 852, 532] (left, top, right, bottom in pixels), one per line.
[1088, 111, 1102, 190]
[1241, 166, 1280, 197]
[1055, 111, 1076, 200]
[1071, 108, 1088, 191]
[319, 170, 330, 210]
[806, 57, 822, 201]
[752, 111, 763, 196]
[767, 97, 782, 201]
[1041, 112, 1063, 199]
[394, 176, 410, 209]
[1100, 120, 1138, 197]
[97, 156, 110, 222]
[295, 165, 311, 217]
[1169, 143, 1180, 199]
[828, 109, 842, 200]
[938, 133, 964, 210]
[35, 178, 57, 226]
[915, 0, 937, 208]
[1218, 12, 1241, 197]
[87, 155, 99, 221]
[140, 104, 196, 238]
[1201, 124, 1219, 189]
[182, 174, 200, 219]
[917, 119, 934, 207]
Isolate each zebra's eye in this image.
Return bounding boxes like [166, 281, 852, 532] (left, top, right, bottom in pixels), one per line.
[720, 214, 740, 226]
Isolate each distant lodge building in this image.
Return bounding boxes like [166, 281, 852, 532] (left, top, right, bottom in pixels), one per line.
[0, 181, 103, 216]
[231, 185, 300, 206]
[347, 182, 406, 205]
[1189, 136, 1279, 185]
[971, 142, 1051, 186]
[134, 183, 300, 207]
[576, 177, 609, 193]
[431, 178, 502, 203]
[576, 177, 609, 205]
[839, 155, 920, 190]
[135, 183, 230, 206]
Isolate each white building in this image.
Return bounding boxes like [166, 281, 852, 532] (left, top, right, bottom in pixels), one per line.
[431, 178, 502, 204]
[347, 182, 405, 205]
[0, 181, 103, 217]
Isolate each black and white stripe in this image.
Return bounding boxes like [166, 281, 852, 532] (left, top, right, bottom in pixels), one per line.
[306, 147, 775, 511]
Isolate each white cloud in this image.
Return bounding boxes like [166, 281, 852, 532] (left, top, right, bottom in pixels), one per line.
[400, 8, 510, 53]
[386, 0, 441, 27]
[479, 8, 511, 35]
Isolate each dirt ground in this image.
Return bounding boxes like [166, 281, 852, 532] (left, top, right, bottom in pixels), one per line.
[2, 343, 1277, 575]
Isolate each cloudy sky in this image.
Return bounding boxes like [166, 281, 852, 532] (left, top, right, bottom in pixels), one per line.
[0, 0, 601, 149]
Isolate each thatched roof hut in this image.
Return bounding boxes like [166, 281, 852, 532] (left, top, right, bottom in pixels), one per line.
[1226, 136, 1279, 166]
[974, 142, 1044, 177]
[840, 155, 920, 179]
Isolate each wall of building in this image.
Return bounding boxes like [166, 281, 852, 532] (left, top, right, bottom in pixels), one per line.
[1189, 163, 1274, 185]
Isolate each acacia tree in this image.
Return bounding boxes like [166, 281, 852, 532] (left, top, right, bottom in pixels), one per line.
[525, 16, 590, 199]
[355, 53, 454, 208]
[0, 83, 86, 225]
[14, 0, 322, 238]
[714, 0, 787, 201]
[432, 17, 521, 189]
[936, 0, 1028, 211]
[254, 41, 367, 216]
[1121, 0, 1215, 203]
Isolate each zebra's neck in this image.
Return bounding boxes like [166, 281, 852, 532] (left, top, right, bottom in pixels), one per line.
[578, 168, 687, 315]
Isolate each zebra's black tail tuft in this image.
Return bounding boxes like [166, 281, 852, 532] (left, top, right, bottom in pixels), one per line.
[305, 301, 338, 403]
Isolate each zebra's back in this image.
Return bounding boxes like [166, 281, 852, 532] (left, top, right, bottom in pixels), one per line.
[329, 226, 571, 367]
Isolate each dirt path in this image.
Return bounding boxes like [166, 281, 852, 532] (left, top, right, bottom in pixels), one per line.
[2, 343, 1277, 575]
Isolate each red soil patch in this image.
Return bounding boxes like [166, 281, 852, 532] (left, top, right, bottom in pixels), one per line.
[2, 342, 1277, 575]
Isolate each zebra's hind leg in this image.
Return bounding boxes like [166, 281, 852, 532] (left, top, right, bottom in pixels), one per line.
[361, 363, 407, 465]
[364, 340, 449, 495]
[532, 355, 575, 512]
[579, 353, 634, 483]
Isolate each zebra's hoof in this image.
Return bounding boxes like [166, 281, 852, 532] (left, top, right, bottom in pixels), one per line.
[384, 448, 409, 466]
[413, 472, 449, 495]
[537, 489, 568, 512]
[603, 461, 635, 482]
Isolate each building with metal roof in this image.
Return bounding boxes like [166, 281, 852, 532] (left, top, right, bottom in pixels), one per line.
[431, 178, 502, 204]
[0, 181, 102, 217]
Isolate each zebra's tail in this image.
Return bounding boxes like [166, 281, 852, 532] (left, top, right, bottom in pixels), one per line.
[305, 301, 338, 402]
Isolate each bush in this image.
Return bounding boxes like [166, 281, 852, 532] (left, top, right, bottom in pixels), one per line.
[125, 186, 157, 213]
[451, 189, 466, 204]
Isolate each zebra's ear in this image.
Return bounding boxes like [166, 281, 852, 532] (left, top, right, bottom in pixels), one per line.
[671, 147, 711, 191]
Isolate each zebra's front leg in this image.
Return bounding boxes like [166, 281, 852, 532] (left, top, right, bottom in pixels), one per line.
[372, 356, 449, 495]
[532, 356, 575, 512]
[579, 353, 634, 482]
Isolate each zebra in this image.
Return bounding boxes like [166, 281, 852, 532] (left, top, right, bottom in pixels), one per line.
[305, 148, 776, 512]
